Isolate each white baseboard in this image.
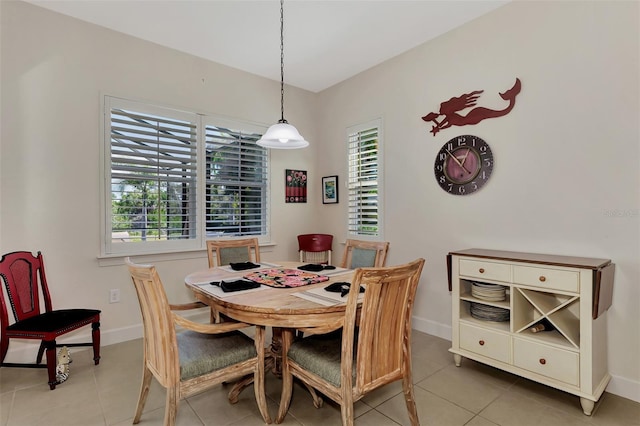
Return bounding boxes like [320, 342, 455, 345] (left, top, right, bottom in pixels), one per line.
[606, 373, 640, 403]
[410, 315, 640, 404]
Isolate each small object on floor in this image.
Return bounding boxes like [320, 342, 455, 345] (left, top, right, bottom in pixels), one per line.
[56, 346, 71, 384]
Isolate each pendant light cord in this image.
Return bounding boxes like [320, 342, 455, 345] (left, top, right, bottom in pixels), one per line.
[279, 0, 287, 124]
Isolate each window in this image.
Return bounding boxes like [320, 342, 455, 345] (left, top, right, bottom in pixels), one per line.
[102, 97, 269, 256]
[347, 119, 383, 238]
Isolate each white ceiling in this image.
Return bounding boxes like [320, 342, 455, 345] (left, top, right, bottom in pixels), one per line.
[26, 0, 509, 93]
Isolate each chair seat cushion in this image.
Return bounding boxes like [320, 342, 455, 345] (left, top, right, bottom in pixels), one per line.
[178, 330, 257, 381]
[288, 331, 355, 387]
[6, 309, 100, 334]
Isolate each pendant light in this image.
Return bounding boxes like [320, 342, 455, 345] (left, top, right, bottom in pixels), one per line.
[257, 0, 309, 149]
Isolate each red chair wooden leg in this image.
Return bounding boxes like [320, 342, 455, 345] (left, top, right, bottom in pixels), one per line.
[0, 333, 8, 364]
[44, 340, 57, 390]
[36, 341, 46, 364]
[92, 321, 101, 365]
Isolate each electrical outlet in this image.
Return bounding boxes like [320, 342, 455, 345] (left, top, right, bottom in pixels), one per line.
[109, 288, 120, 304]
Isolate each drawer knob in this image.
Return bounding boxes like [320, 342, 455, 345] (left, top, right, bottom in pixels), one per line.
[479, 268, 485, 274]
[539, 276, 546, 282]
[478, 340, 485, 346]
[539, 358, 546, 365]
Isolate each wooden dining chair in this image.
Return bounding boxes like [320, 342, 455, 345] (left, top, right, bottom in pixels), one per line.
[206, 238, 261, 267]
[276, 258, 425, 426]
[297, 234, 333, 265]
[205, 238, 261, 323]
[0, 251, 101, 390]
[340, 239, 389, 269]
[125, 258, 271, 426]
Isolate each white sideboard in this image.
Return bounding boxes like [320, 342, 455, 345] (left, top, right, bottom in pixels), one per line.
[447, 249, 615, 415]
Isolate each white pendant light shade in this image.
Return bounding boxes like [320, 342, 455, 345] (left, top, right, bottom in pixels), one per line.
[257, 121, 309, 149]
[258, 0, 309, 150]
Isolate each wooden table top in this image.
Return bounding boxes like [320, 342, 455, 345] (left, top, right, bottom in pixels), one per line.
[185, 261, 355, 328]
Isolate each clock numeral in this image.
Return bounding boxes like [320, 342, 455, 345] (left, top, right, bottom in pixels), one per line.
[456, 136, 467, 147]
[458, 185, 466, 194]
[439, 176, 447, 184]
[435, 164, 443, 172]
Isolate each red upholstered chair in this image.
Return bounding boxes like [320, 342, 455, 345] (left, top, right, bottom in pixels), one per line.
[297, 234, 333, 265]
[0, 251, 101, 389]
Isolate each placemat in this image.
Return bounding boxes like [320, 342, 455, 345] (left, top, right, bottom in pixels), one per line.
[243, 268, 330, 288]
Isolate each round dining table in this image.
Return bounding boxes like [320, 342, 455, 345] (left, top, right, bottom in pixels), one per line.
[184, 261, 356, 376]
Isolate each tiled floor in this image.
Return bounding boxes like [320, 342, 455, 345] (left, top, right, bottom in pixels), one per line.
[1, 331, 638, 426]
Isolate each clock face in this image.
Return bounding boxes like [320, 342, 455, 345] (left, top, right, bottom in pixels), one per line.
[434, 135, 493, 195]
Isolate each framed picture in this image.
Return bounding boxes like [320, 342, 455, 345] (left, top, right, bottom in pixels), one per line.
[285, 169, 307, 203]
[322, 175, 339, 204]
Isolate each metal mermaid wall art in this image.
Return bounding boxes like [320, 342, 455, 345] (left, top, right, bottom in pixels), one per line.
[422, 78, 521, 136]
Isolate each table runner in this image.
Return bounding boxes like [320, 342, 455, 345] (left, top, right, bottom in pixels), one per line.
[243, 268, 329, 288]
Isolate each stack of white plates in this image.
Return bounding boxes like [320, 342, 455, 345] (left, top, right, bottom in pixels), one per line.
[471, 282, 506, 302]
[470, 302, 510, 322]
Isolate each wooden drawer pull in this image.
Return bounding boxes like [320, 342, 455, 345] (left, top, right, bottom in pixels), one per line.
[539, 358, 546, 365]
[479, 268, 485, 274]
[539, 276, 546, 282]
[478, 340, 485, 346]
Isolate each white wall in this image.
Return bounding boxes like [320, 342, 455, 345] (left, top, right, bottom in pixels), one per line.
[1, 0, 638, 402]
[315, 1, 639, 402]
[0, 0, 322, 351]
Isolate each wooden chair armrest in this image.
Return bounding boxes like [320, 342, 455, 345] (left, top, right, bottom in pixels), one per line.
[172, 312, 251, 334]
[169, 301, 208, 311]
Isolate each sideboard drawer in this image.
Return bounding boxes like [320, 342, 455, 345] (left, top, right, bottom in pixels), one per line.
[513, 265, 579, 293]
[513, 337, 579, 386]
[459, 259, 511, 282]
[460, 323, 511, 364]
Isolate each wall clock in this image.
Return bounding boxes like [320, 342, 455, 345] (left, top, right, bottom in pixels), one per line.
[434, 135, 493, 195]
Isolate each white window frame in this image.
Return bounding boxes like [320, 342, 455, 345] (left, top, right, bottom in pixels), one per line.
[100, 96, 270, 257]
[346, 118, 384, 239]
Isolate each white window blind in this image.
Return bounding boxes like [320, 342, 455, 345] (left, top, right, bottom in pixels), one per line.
[103, 97, 269, 256]
[110, 106, 198, 243]
[204, 124, 267, 237]
[347, 120, 382, 237]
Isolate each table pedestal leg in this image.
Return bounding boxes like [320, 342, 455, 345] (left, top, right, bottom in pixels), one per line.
[270, 327, 283, 376]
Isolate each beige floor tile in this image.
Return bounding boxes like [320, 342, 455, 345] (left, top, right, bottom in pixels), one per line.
[376, 386, 475, 426]
[479, 391, 595, 426]
[465, 415, 500, 426]
[411, 333, 457, 369]
[0, 367, 43, 393]
[9, 375, 105, 426]
[355, 409, 402, 425]
[111, 399, 204, 426]
[186, 384, 270, 426]
[360, 380, 403, 407]
[589, 392, 640, 426]
[510, 377, 604, 419]
[416, 362, 516, 413]
[2, 334, 639, 426]
[0, 391, 13, 426]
